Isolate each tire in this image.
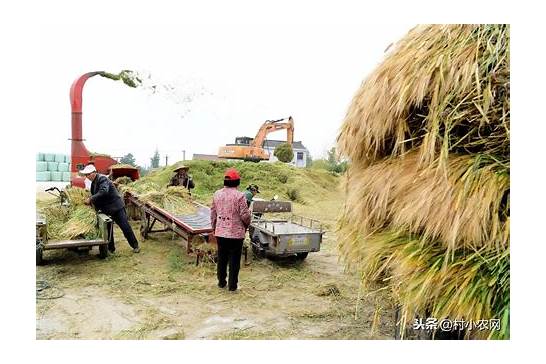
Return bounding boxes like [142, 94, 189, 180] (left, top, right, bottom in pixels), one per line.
[295, 252, 308, 261]
[251, 244, 265, 259]
[36, 245, 44, 266]
[98, 244, 108, 259]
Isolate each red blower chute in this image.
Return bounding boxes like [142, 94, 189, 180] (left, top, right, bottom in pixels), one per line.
[70, 72, 139, 188]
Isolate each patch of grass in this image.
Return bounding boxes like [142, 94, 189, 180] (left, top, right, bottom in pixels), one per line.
[214, 328, 286, 340]
[136, 160, 338, 205]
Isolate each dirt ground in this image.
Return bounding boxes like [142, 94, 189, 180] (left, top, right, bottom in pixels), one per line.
[36, 189, 396, 340]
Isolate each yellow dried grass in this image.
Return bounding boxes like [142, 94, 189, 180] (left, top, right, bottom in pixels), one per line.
[340, 152, 509, 253]
[338, 24, 510, 166]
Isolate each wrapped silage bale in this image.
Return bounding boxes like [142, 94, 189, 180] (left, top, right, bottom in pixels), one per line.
[55, 154, 65, 163]
[36, 153, 45, 161]
[62, 171, 72, 182]
[47, 161, 58, 171]
[36, 161, 48, 172]
[51, 171, 63, 182]
[36, 171, 51, 182]
[58, 162, 69, 172]
[44, 153, 55, 162]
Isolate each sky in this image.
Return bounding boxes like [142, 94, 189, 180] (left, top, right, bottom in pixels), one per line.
[38, 23, 412, 167]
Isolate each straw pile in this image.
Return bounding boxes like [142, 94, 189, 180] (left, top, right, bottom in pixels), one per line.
[337, 25, 509, 339]
[119, 181, 198, 215]
[40, 188, 99, 240]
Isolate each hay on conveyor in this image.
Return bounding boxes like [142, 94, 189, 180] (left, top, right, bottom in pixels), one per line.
[336, 24, 510, 339]
[122, 181, 198, 215]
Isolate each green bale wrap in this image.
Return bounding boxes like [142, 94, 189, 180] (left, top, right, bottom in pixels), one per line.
[58, 162, 69, 172]
[36, 153, 45, 161]
[47, 162, 59, 171]
[54, 154, 65, 163]
[62, 172, 72, 182]
[36, 161, 48, 172]
[36, 171, 51, 182]
[51, 171, 63, 182]
[44, 153, 55, 162]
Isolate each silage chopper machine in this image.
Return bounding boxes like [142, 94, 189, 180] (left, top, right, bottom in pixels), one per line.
[36, 71, 142, 265]
[36, 187, 113, 265]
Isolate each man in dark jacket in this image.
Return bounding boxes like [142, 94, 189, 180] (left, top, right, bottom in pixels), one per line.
[81, 164, 140, 253]
[168, 165, 194, 193]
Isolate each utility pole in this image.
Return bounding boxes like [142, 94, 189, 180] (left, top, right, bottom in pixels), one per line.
[182, 150, 186, 161]
[165, 155, 168, 166]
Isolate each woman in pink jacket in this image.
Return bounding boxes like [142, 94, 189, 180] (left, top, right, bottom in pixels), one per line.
[210, 168, 251, 291]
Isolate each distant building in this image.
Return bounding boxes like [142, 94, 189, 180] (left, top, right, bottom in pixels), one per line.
[192, 154, 223, 161]
[263, 140, 309, 168]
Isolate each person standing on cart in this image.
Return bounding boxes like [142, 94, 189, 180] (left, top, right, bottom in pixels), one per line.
[80, 164, 140, 254]
[168, 165, 195, 194]
[210, 168, 251, 292]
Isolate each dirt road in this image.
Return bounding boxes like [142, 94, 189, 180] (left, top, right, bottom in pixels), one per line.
[36, 190, 395, 339]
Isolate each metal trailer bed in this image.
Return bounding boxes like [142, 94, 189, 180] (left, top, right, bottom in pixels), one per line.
[249, 201, 324, 260]
[125, 191, 215, 254]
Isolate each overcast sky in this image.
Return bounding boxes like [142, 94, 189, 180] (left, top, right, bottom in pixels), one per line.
[38, 23, 411, 167]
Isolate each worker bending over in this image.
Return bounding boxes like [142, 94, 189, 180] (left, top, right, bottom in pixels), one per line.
[81, 164, 140, 253]
[168, 165, 195, 193]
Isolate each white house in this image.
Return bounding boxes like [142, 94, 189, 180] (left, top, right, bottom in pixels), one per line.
[263, 140, 309, 168]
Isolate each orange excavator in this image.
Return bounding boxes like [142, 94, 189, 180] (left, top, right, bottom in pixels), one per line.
[218, 117, 294, 162]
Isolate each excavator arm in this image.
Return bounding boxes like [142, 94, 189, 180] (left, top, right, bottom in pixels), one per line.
[251, 116, 294, 148]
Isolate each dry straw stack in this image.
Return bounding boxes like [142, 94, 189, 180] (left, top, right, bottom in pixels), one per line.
[337, 25, 509, 339]
[41, 188, 99, 240]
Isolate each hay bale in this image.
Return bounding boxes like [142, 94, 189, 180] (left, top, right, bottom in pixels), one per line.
[50, 171, 63, 182]
[36, 171, 51, 182]
[57, 162, 69, 172]
[37, 153, 45, 161]
[47, 161, 58, 172]
[62, 172, 71, 182]
[36, 161, 48, 172]
[54, 154, 65, 163]
[44, 153, 55, 162]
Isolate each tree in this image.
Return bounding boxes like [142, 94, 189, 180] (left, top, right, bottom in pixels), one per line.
[150, 149, 160, 169]
[312, 147, 348, 174]
[274, 143, 294, 163]
[120, 153, 137, 167]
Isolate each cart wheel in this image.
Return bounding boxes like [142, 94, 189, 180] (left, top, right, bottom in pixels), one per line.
[295, 252, 308, 261]
[36, 244, 44, 266]
[251, 244, 265, 259]
[98, 244, 108, 259]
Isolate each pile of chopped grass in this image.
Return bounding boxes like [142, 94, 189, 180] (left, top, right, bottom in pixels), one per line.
[337, 24, 510, 339]
[114, 176, 133, 185]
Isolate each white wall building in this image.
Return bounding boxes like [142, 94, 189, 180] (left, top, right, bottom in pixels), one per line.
[263, 140, 309, 168]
